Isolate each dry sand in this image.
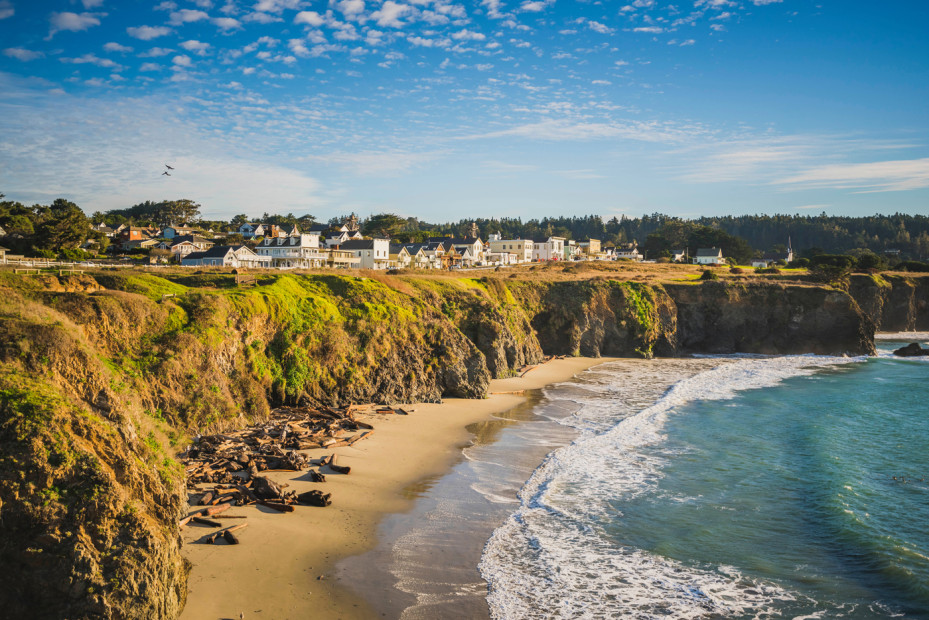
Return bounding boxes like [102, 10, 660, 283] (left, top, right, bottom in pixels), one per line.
[179, 356, 615, 620]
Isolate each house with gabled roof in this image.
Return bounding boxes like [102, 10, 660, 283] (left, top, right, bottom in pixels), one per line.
[182, 245, 271, 268]
[162, 225, 198, 239]
[338, 238, 391, 269]
[531, 236, 566, 261]
[694, 247, 725, 265]
[614, 241, 643, 261]
[389, 244, 412, 269]
[256, 233, 326, 268]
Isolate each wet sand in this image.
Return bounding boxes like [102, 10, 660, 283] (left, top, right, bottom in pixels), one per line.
[179, 357, 616, 620]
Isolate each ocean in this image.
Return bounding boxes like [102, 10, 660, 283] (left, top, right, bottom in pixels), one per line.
[342, 336, 929, 619]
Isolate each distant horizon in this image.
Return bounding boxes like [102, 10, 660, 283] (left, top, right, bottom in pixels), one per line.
[2, 1, 928, 221]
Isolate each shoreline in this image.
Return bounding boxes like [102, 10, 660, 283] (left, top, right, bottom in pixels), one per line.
[179, 356, 617, 620]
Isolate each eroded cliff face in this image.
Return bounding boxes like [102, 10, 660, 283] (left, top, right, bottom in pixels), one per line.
[847, 274, 929, 332]
[506, 279, 678, 358]
[0, 271, 879, 618]
[664, 281, 876, 355]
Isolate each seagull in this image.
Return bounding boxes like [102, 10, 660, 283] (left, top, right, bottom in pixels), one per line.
[162, 171, 171, 176]
[165, 164, 174, 170]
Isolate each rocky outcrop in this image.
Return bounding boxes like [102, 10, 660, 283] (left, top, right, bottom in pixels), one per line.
[847, 274, 929, 332]
[663, 281, 875, 355]
[892, 342, 929, 357]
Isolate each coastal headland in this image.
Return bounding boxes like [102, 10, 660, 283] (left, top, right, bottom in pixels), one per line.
[0, 262, 926, 619]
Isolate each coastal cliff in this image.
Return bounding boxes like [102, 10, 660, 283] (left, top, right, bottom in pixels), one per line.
[847, 274, 929, 332]
[0, 270, 887, 618]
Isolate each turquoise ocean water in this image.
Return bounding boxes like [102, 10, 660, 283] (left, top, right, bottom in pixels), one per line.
[481, 338, 929, 618]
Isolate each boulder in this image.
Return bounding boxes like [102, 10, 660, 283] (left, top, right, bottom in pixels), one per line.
[892, 342, 929, 357]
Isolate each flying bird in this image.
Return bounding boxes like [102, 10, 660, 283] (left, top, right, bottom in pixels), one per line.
[165, 164, 174, 170]
[162, 171, 171, 176]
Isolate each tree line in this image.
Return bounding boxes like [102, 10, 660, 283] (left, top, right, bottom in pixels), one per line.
[4, 192, 929, 264]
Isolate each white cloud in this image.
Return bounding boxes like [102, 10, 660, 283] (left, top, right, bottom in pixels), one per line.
[3, 47, 44, 61]
[751, 0, 782, 4]
[288, 38, 311, 57]
[336, 0, 365, 17]
[140, 46, 174, 57]
[466, 119, 693, 142]
[482, 0, 505, 19]
[104, 42, 133, 53]
[451, 29, 486, 41]
[180, 40, 211, 55]
[519, 0, 548, 12]
[254, 0, 302, 12]
[587, 20, 613, 34]
[169, 9, 210, 25]
[82, 0, 105, 7]
[244, 11, 282, 23]
[212, 16, 242, 30]
[0, 0, 13, 20]
[633, 26, 663, 33]
[140, 62, 161, 71]
[154, 1, 178, 10]
[408, 35, 436, 47]
[61, 53, 122, 69]
[127, 25, 173, 40]
[49, 12, 103, 38]
[778, 158, 929, 193]
[172, 54, 192, 67]
[294, 10, 325, 26]
[371, 1, 411, 27]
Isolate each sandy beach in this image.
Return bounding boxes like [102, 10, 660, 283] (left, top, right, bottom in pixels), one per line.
[179, 357, 616, 620]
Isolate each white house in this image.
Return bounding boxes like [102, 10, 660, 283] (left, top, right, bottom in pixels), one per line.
[531, 236, 566, 261]
[339, 238, 391, 269]
[256, 233, 326, 269]
[671, 249, 687, 263]
[487, 234, 534, 263]
[182, 245, 271, 268]
[613, 241, 643, 261]
[694, 247, 725, 265]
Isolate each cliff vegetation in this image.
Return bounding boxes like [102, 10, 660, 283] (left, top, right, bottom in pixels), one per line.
[1, 267, 919, 618]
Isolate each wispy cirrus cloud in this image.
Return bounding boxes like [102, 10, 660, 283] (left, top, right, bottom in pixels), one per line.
[0, 0, 13, 20]
[778, 158, 929, 193]
[464, 118, 701, 143]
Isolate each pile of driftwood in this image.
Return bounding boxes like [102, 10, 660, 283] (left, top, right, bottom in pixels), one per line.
[178, 404, 404, 544]
[182, 405, 380, 486]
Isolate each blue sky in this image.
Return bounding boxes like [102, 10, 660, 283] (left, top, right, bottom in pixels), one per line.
[1, 0, 927, 222]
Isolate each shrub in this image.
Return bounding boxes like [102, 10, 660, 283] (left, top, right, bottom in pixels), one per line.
[787, 258, 810, 268]
[810, 254, 856, 269]
[895, 260, 929, 272]
[699, 269, 719, 281]
[729, 267, 744, 274]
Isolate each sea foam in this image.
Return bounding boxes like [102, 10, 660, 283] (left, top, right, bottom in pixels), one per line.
[479, 354, 864, 619]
